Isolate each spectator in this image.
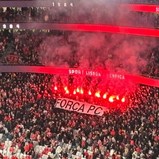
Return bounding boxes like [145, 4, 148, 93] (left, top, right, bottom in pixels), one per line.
[0, 72, 159, 158]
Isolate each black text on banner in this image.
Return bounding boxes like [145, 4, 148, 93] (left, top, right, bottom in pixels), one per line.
[54, 98, 108, 116]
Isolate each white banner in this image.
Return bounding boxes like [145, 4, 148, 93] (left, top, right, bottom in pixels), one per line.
[55, 98, 108, 116]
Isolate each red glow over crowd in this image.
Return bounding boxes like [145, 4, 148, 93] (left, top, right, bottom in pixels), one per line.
[0, 1, 159, 158]
[50, 76, 131, 113]
[54, 85, 126, 104]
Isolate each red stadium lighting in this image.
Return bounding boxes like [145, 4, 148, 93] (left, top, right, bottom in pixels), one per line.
[116, 95, 120, 100]
[95, 91, 100, 98]
[109, 96, 116, 103]
[121, 97, 126, 103]
[54, 24, 159, 37]
[54, 86, 58, 91]
[64, 86, 68, 91]
[103, 93, 107, 99]
[121, 4, 159, 13]
[88, 90, 92, 95]
[76, 87, 80, 93]
[80, 88, 84, 94]
[65, 89, 69, 94]
[64, 86, 69, 94]
[73, 90, 76, 95]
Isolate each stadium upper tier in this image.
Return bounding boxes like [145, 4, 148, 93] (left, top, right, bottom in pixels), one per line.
[0, 0, 158, 4]
[0, 7, 158, 29]
[0, 0, 159, 29]
[0, 30, 159, 78]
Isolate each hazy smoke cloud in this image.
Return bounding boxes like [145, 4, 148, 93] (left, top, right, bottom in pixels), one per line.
[39, 32, 157, 74]
[39, 0, 157, 74]
[40, 36, 72, 67]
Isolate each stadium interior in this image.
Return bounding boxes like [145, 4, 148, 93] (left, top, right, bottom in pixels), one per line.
[0, 0, 159, 159]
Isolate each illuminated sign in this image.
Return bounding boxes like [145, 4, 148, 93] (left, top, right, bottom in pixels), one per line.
[2, 23, 20, 29]
[109, 73, 125, 80]
[69, 69, 102, 77]
[68, 68, 125, 79]
[52, 2, 74, 7]
[0, 1, 74, 7]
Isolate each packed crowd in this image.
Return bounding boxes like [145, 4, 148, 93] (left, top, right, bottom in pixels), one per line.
[0, 72, 159, 159]
[0, 30, 47, 65]
[1, 29, 159, 78]
[0, 7, 68, 23]
[0, 1, 159, 159]
[0, 6, 158, 29]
